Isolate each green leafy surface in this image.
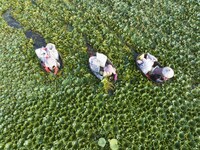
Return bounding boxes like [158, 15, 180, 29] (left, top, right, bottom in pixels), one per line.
[109, 139, 119, 150]
[0, 0, 199, 149]
[98, 138, 106, 148]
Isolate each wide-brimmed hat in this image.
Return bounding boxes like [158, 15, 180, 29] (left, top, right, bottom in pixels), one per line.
[162, 67, 174, 78]
[46, 43, 55, 50]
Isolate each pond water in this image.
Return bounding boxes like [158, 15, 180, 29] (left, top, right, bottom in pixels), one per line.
[2, 9, 46, 49]
[25, 30, 46, 49]
[2, 10, 22, 29]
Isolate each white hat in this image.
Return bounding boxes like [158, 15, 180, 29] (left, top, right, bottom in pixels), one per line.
[96, 52, 107, 67]
[162, 67, 174, 78]
[46, 43, 56, 50]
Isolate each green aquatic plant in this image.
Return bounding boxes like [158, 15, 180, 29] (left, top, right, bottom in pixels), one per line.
[109, 139, 119, 150]
[98, 138, 106, 148]
[0, 0, 199, 149]
[101, 78, 115, 93]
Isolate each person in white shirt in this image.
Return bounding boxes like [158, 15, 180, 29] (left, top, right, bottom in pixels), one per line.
[137, 53, 174, 82]
[89, 52, 117, 81]
[35, 43, 60, 75]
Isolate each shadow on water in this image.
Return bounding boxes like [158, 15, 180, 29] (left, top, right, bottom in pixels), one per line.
[2, 9, 46, 49]
[2, 10, 22, 29]
[25, 30, 46, 49]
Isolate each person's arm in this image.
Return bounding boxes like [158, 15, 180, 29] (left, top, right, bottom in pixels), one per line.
[156, 78, 164, 83]
[41, 62, 50, 73]
[150, 74, 163, 82]
[44, 66, 51, 73]
[113, 73, 118, 81]
[147, 53, 158, 62]
[54, 66, 59, 75]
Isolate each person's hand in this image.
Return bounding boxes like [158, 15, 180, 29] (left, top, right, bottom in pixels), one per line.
[114, 74, 118, 81]
[42, 47, 47, 51]
[44, 66, 51, 73]
[103, 71, 112, 77]
[137, 60, 143, 64]
[53, 66, 59, 75]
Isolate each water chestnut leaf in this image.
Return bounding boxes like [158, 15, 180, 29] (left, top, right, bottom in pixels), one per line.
[1, 0, 199, 149]
[109, 139, 119, 150]
[98, 138, 106, 147]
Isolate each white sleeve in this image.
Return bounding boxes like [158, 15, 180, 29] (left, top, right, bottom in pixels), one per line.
[147, 53, 158, 62]
[35, 48, 44, 60]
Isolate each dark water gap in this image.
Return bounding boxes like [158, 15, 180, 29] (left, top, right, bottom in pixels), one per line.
[2, 9, 46, 49]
